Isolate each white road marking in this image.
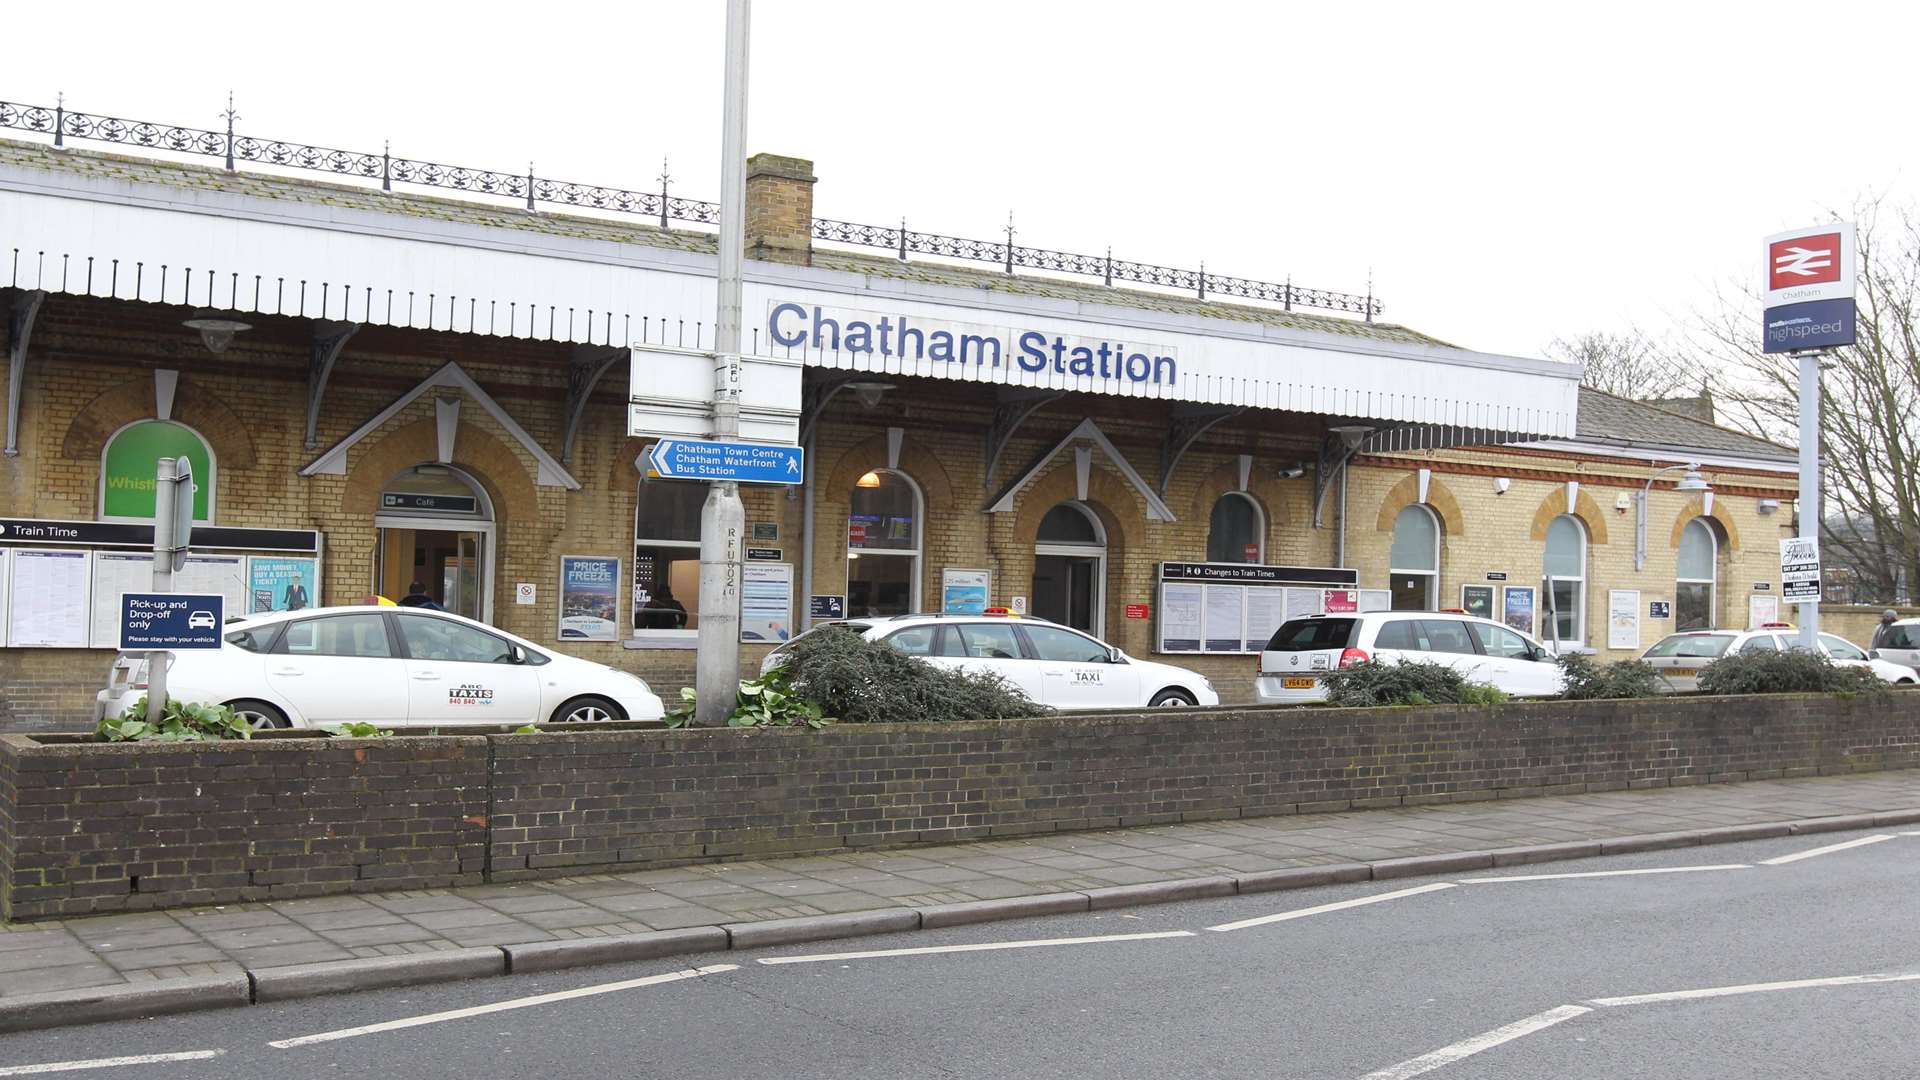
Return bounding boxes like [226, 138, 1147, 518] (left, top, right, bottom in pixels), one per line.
[755, 929, 1193, 965]
[0, 1051, 223, 1076]
[1459, 864, 1751, 883]
[1898, 831, 1920, 837]
[1357, 1005, 1591, 1080]
[267, 964, 737, 1049]
[1589, 970, 1920, 1008]
[1759, 834, 1894, 866]
[1206, 882, 1455, 933]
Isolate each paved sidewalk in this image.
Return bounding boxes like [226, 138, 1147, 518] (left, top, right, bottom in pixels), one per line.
[5, 771, 1919, 999]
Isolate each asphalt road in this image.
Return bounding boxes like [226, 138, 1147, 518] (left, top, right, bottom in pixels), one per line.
[3, 828, 1917, 1079]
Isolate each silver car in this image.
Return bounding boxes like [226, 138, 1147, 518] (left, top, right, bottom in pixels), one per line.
[1642, 628, 1918, 692]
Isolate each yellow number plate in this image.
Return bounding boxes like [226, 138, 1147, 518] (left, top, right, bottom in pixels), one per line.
[1669, 668, 1698, 678]
[1282, 677, 1317, 689]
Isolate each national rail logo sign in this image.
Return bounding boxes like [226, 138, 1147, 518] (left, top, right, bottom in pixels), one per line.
[1762, 224, 1856, 354]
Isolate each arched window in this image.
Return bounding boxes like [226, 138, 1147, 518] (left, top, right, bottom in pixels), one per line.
[1676, 518, 1719, 631]
[1389, 504, 1440, 610]
[1207, 493, 1265, 564]
[99, 420, 215, 522]
[847, 469, 922, 617]
[633, 476, 707, 632]
[1544, 514, 1587, 648]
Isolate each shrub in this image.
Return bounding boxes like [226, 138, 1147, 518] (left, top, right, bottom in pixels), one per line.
[1556, 654, 1665, 700]
[665, 666, 832, 729]
[1696, 650, 1887, 696]
[1320, 660, 1505, 708]
[773, 626, 1051, 724]
[98, 698, 251, 742]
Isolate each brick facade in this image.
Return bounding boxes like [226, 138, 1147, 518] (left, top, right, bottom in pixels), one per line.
[4, 693, 1914, 918]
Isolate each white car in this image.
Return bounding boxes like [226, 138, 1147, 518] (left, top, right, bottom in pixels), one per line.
[1642, 627, 1919, 692]
[95, 605, 665, 729]
[760, 613, 1220, 710]
[1256, 611, 1563, 704]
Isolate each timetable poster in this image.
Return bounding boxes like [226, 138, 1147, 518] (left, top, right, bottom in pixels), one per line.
[88, 552, 152, 648]
[9, 548, 92, 648]
[1158, 583, 1204, 652]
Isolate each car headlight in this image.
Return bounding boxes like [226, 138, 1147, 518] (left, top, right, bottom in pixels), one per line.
[1201, 676, 1214, 690]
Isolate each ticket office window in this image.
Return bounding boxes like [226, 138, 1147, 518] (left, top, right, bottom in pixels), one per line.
[634, 478, 705, 633]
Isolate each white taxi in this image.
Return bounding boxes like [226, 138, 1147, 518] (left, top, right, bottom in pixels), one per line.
[761, 613, 1219, 710]
[1642, 626, 1920, 692]
[95, 605, 665, 728]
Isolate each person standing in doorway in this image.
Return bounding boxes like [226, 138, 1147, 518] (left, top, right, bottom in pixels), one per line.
[398, 581, 445, 611]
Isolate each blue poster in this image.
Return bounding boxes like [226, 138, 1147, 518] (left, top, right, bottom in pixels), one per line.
[942, 569, 991, 615]
[1502, 585, 1536, 636]
[559, 556, 620, 641]
[249, 556, 317, 614]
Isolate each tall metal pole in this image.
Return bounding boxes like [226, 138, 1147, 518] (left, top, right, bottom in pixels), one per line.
[146, 456, 177, 724]
[1798, 351, 1821, 650]
[695, 0, 750, 725]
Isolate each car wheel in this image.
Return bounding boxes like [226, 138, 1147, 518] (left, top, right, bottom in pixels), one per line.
[226, 699, 290, 730]
[1148, 688, 1198, 708]
[553, 696, 624, 724]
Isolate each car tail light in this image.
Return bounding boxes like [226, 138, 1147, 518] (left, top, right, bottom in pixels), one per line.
[1339, 648, 1370, 668]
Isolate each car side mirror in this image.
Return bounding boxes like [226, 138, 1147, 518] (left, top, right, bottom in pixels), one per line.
[509, 644, 526, 664]
[1869, 649, 1881, 660]
[1109, 647, 1125, 664]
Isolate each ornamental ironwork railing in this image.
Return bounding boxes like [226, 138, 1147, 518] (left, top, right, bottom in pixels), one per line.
[0, 97, 1380, 319]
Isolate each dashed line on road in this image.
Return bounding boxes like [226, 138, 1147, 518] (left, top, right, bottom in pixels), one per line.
[266, 964, 738, 1049]
[756, 929, 1194, 965]
[1458, 864, 1751, 884]
[0, 1051, 224, 1076]
[1206, 882, 1455, 933]
[1759, 834, 1895, 866]
[1587, 970, 1920, 1008]
[1357, 1005, 1591, 1080]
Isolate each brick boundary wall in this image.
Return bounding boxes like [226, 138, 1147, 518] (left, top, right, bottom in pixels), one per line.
[4, 695, 1919, 919]
[0, 734, 489, 920]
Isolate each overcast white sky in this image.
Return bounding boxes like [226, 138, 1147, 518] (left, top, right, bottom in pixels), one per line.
[8, 1, 1913, 359]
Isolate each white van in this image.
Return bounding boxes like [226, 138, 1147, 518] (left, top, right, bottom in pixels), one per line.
[1255, 612, 1562, 704]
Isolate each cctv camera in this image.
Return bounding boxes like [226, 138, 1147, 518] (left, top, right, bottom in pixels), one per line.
[1492, 477, 1511, 496]
[1277, 465, 1305, 480]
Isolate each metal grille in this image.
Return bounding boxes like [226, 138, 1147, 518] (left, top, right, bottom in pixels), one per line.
[1, 97, 1378, 318]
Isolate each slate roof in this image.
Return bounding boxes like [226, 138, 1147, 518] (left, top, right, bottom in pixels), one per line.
[1574, 387, 1795, 462]
[0, 138, 1444, 347]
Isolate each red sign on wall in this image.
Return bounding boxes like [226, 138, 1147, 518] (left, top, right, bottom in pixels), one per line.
[847, 523, 867, 544]
[1324, 589, 1358, 613]
[1125, 603, 1151, 620]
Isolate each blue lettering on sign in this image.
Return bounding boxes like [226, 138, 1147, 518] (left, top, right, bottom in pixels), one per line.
[771, 304, 1177, 386]
[120, 593, 225, 651]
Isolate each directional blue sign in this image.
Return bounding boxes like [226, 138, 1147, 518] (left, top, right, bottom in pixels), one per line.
[647, 438, 804, 485]
[120, 593, 225, 651]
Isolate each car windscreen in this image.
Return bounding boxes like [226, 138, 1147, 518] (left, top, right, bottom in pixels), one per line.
[1265, 619, 1357, 652]
[1644, 634, 1734, 659]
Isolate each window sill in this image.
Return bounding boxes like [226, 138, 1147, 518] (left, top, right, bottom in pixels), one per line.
[624, 633, 698, 650]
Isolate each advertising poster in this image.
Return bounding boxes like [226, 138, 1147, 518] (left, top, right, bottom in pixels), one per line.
[1460, 585, 1494, 621]
[1749, 593, 1780, 629]
[249, 556, 317, 614]
[740, 563, 794, 643]
[1501, 585, 1536, 636]
[1608, 590, 1641, 650]
[558, 555, 621, 641]
[941, 568, 991, 615]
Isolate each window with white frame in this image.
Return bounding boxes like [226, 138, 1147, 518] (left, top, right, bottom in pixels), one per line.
[1676, 517, 1718, 631]
[633, 477, 706, 632]
[847, 469, 921, 617]
[1389, 504, 1440, 610]
[1544, 514, 1587, 647]
[1207, 493, 1264, 564]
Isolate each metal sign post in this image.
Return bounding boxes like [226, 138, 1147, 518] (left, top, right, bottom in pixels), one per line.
[695, 0, 752, 727]
[145, 457, 194, 723]
[1795, 352, 1822, 649]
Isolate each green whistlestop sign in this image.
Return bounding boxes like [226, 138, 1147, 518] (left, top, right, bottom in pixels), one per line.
[101, 421, 212, 521]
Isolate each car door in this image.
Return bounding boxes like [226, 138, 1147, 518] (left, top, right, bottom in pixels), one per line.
[264, 612, 409, 724]
[392, 612, 542, 725]
[1468, 621, 1559, 697]
[1416, 618, 1492, 684]
[943, 621, 1045, 705]
[1019, 625, 1140, 710]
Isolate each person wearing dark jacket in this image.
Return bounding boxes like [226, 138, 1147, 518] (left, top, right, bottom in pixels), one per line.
[397, 581, 445, 611]
[1871, 609, 1900, 651]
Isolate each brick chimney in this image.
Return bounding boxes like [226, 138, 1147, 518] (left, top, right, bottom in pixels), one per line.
[745, 153, 816, 267]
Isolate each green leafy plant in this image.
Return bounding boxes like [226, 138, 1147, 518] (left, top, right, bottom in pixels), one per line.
[322, 721, 395, 738]
[775, 627, 1050, 724]
[1696, 650, 1887, 697]
[98, 698, 252, 742]
[513, 724, 541, 734]
[1556, 654, 1665, 700]
[1320, 660, 1505, 708]
[665, 667, 832, 730]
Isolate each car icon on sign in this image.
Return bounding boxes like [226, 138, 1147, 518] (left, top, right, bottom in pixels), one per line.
[187, 611, 216, 630]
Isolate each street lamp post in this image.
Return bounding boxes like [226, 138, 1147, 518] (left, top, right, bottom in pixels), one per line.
[1634, 462, 1711, 572]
